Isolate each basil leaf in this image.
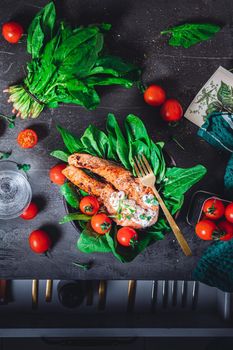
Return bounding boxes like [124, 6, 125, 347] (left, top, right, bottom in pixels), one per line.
[77, 227, 112, 253]
[17, 164, 31, 172]
[60, 182, 79, 209]
[59, 213, 90, 224]
[0, 151, 11, 160]
[50, 150, 69, 162]
[161, 23, 221, 48]
[106, 113, 131, 169]
[162, 165, 207, 197]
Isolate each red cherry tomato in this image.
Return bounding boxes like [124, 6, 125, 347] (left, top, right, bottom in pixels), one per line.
[17, 129, 38, 149]
[2, 22, 23, 43]
[144, 85, 166, 107]
[195, 220, 218, 240]
[29, 230, 51, 254]
[91, 213, 112, 234]
[218, 220, 233, 241]
[117, 227, 138, 247]
[80, 196, 100, 216]
[225, 202, 233, 223]
[203, 198, 225, 220]
[20, 202, 38, 220]
[49, 164, 67, 185]
[160, 98, 183, 122]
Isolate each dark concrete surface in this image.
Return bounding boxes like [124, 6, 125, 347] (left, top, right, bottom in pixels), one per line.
[0, 0, 231, 279]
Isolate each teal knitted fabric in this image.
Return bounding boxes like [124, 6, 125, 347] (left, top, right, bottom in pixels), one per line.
[196, 112, 233, 291]
[198, 112, 233, 197]
[193, 240, 233, 292]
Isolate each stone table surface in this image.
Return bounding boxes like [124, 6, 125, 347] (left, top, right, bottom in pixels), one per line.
[0, 0, 231, 279]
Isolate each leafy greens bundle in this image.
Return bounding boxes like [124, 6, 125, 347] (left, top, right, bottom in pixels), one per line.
[7, 2, 140, 119]
[52, 114, 207, 262]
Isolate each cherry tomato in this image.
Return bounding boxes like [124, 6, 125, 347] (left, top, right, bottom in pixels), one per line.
[17, 129, 38, 149]
[29, 230, 51, 254]
[160, 98, 183, 122]
[225, 203, 233, 223]
[117, 227, 138, 247]
[195, 220, 218, 240]
[20, 202, 38, 220]
[49, 164, 67, 185]
[218, 220, 233, 241]
[203, 198, 225, 220]
[144, 85, 166, 107]
[80, 196, 99, 216]
[2, 22, 23, 44]
[91, 213, 112, 234]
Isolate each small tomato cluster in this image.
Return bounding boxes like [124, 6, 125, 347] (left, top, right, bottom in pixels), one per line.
[195, 198, 233, 241]
[143, 84, 183, 123]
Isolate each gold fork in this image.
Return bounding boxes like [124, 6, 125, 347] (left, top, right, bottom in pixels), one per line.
[133, 154, 192, 256]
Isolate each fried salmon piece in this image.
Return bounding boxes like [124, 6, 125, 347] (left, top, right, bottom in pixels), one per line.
[68, 153, 159, 212]
[62, 165, 158, 229]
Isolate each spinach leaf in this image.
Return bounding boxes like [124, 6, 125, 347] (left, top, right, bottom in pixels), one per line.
[60, 182, 79, 209]
[80, 125, 109, 158]
[161, 23, 221, 48]
[77, 227, 112, 253]
[59, 212, 91, 224]
[50, 150, 69, 162]
[56, 125, 83, 154]
[162, 165, 207, 197]
[125, 114, 151, 147]
[27, 2, 56, 59]
[106, 113, 131, 168]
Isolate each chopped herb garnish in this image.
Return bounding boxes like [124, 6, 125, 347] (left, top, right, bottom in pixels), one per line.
[72, 261, 92, 270]
[17, 163, 31, 172]
[0, 151, 12, 160]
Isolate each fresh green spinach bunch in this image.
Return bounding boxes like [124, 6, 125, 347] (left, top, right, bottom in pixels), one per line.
[6, 2, 140, 119]
[51, 114, 207, 262]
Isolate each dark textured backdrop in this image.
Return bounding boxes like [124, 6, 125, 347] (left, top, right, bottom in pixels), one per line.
[0, 0, 231, 279]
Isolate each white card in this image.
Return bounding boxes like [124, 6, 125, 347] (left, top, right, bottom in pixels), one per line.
[185, 66, 233, 127]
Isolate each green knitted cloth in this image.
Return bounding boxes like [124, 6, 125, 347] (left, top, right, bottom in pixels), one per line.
[196, 112, 233, 291]
[193, 240, 233, 292]
[198, 112, 233, 196]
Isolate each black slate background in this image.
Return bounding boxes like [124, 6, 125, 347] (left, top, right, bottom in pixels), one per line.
[0, 0, 231, 279]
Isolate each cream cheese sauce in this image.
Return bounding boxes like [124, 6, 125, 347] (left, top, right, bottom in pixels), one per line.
[109, 191, 158, 228]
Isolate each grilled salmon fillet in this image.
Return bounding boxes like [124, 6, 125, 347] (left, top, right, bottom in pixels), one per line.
[63, 165, 158, 229]
[68, 153, 159, 212]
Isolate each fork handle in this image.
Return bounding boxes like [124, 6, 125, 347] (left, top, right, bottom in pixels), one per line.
[152, 186, 192, 256]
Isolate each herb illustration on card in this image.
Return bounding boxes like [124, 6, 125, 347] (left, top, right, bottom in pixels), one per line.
[185, 66, 233, 127]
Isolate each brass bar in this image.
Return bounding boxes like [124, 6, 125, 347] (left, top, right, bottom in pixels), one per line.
[32, 279, 38, 309]
[45, 280, 53, 303]
[127, 280, 136, 313]
[98, 280, 107, 311]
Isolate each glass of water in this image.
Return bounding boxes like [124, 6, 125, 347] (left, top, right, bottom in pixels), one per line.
[0, 160, 32, 219]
